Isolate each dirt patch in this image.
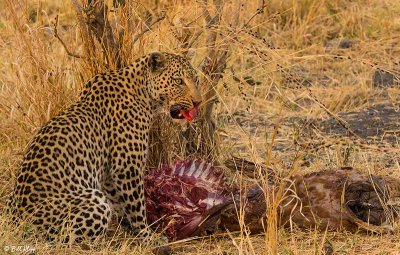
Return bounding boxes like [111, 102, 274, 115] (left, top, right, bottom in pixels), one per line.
[319, 103, 399, 144]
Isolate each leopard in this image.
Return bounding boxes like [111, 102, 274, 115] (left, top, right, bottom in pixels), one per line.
[7, 52, 202, 242]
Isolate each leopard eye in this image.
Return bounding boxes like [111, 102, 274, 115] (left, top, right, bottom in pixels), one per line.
[174, 78, 183, 85]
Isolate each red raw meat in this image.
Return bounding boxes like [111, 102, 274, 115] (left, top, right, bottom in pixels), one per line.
[144, 159, 232, 240]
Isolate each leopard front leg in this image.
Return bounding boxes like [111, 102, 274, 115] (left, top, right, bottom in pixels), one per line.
[103, 115, 157, 240]
[110, 156, 152, 238]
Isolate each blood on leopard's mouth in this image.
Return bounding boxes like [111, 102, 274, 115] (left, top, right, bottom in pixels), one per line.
[170, 104, 199, 121]
[179, 106, 199, 121]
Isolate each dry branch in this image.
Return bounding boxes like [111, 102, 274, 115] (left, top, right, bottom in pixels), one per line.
[132, 11, 166, 44]
[85, 0, 122, 68]
[71, 0, 123, 69]
[71, 0, 104, 74]
[180, 0, 241, 158]
[53, 15, 83, 59]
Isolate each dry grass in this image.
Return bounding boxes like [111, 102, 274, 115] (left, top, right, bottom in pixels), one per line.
[1, 0, 400, 254]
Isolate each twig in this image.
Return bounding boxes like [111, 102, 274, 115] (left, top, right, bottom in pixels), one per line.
[185, 30, 203, 50]
[305, 88, 363, 140]
[177, 12, 217, 53]
[53, 15, 83, 59]
[242, 3, 267, 28]
[173, 0, 225, 53]
[132, 12, 166, 44]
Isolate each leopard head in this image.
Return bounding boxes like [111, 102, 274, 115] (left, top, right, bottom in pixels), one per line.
[146, 52, 202, 121]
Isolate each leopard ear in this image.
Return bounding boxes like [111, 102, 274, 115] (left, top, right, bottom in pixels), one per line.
[148, 52, 166, 73]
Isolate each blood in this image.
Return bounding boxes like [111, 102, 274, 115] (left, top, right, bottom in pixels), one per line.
[180, 105, 199, 121]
